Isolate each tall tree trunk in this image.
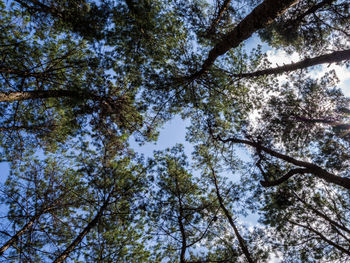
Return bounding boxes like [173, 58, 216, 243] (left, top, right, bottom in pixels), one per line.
[191, 0, 300, 79]
[0, 201, 60, 256]
[175, 177, 187, 263]
[0, 213, 41, 256]
[233, 49, 350, 78]
[211, 168, 255, 263]
[52, 194, 112, 263]
[178, 212, 187, 263]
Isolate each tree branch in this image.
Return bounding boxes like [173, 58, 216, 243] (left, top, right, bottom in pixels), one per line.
[289, 220, 350, 256]
[206, 0, 232, 36]
[210, 131, 350, 189]
[210, 167, 255, 263]
[259, 167, 310, 187]
[52, 191, 114, 263]
[233, 49, 350, 78]
[191, 0, 300, 79]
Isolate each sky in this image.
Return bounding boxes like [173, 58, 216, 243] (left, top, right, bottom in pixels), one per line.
[0, 10, 350, 261]
[129, 36, 350, 263]
[1, 34, 349, 262]
[0, 162, 9, 184]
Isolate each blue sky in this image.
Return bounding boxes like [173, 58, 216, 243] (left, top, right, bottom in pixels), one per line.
[0, 162, 9, 184]
[0, 8, 349, 260]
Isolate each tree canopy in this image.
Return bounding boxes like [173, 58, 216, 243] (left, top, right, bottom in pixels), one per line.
[0, 0, 350, 262]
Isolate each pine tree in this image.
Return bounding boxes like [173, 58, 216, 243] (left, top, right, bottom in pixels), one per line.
[1, 0, 350, 261]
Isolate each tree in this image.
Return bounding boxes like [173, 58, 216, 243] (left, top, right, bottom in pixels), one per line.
[1, 0, 350, 262]
[0, 153, 86, 261]
[147, 145, 217, 262]
[0, 135, 152, 262]
[0, 1, 146, 161]
[49, 137, 151, 263]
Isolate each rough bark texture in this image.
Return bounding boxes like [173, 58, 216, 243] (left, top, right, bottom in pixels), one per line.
[191, 0, 300, 79]
[234, 49, 350, 78]
[211, 168, 255, 263]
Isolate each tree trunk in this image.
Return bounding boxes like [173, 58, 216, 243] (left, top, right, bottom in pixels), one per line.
[233, 49, 350, 78]
[191, 0, 300, 79]
[211, 168, 255, 263]
[0, 201, 60, 256]
[175, 177, 187, 263]
[0, 213, 41, 256]
[52, 194, 112, 263]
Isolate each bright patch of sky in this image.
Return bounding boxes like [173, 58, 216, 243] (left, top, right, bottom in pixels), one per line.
[131, 115, 193, 157]
[0, 162, 9, 184]
[266, 48, 350, 96]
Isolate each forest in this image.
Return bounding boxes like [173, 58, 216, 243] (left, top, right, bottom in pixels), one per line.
[0, 0, 350, 262]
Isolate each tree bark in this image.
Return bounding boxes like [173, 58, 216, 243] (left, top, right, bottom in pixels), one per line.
[211, 168, 255, 263]
[52, 194, 112, 263]
[191, 0, 300, 79]
[0, 213, 41, 256]
[0, 201, 60, 256]
[233, 49, 350, 78]
[175, 177, 187, 263]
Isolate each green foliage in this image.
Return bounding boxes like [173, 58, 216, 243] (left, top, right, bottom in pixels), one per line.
[1, 0, 350, 262]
